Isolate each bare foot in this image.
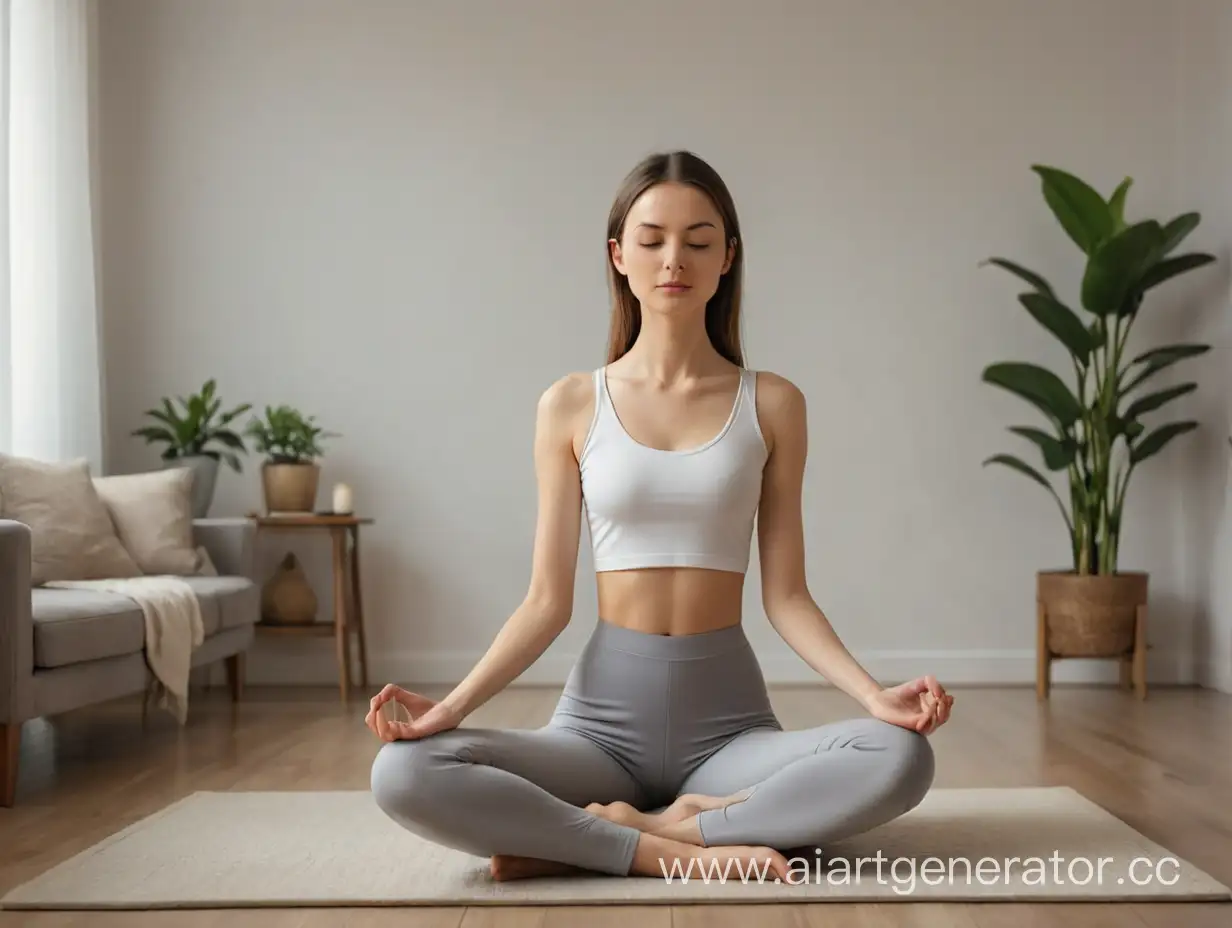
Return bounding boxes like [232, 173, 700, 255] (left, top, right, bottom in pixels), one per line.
[490, 831, 790, 884]
[586, 787, 754, 834]
[629, 832, 790, 883]
[489, 854, 588, 881]
[693, 844, 791, 883]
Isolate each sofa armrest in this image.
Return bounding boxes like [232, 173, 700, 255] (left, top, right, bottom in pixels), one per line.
[0, 520, 34, 725]
[193, 518, 256, 581]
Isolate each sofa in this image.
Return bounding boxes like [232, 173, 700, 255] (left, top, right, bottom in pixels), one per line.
[0, 517, 260, 807]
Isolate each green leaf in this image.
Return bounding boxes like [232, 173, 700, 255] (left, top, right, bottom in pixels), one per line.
[1128, 343, 1211, 369]
[1130, 420, 1199, 465]
[1108, 177, 1132, 231]
[216, 403, 253, 427]
[982, 258, 1055, 297]
[1139, 252, 1215, 292]
[212, 429, 247, 451]
[1032, 165, 1113, 254]
[131, 426, 176, 444]
[1121, 343, 1210, 393]
[983, 453, 1074, 536]
[983, 452, 1056, 489]
[1160, 212, 1200, 255]
[983, 361, 1085, 428]
[1080, 220, 1164, 315]
[1018, 292, 1098, 362]
[1123, 382, 1196, 420]
[144, 408, 180, 430]
[1009, 426, 1075, 470]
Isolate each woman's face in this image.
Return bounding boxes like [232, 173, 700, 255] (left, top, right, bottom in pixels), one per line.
[609, 182, 735, 316]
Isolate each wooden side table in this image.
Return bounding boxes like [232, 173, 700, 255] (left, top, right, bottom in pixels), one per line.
[251, 514, 372, 704]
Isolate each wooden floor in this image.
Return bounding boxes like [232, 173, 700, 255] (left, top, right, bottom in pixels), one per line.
[1, 680, 1230, 926]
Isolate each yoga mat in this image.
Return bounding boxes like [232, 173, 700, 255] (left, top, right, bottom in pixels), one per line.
[2, 786, 1227, 908]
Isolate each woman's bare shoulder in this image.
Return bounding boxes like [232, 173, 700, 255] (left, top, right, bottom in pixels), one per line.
[750, 370, 807, 451]
[535, 370, 598, 450]
[753, 369, 805, 413]
[537, 370, 595, 416]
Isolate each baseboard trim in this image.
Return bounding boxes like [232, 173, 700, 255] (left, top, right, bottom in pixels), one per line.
[1197, 656, 1232, 694]
[234, 643, 1204, 689]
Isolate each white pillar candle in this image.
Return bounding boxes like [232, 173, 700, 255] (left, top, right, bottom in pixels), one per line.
[332, 482, 353, 514]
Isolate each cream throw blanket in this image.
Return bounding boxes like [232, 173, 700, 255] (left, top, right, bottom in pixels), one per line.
[45, 576, 204, 723]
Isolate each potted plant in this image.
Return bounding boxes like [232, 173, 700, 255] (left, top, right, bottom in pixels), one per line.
[131, 379, 251, 517]
[245, 404, 338, 513]
[981, 165, 1215, 696]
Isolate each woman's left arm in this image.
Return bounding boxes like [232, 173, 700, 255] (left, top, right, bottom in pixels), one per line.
[754, 373, 952, 731]
[754, 373, 882, 710]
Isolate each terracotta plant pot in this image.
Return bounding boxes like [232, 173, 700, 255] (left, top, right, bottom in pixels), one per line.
[1037, 569, 1147, 657]
[261, 461, 320, 513]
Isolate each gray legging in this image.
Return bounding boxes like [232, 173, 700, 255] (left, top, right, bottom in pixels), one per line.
[370, 618, 935, 876]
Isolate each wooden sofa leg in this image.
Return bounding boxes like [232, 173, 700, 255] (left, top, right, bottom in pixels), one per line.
[2, 722, 19, 807]
[225, 653, 245, 702]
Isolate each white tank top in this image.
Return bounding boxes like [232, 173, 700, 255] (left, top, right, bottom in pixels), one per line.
[578, 366, 768, 574]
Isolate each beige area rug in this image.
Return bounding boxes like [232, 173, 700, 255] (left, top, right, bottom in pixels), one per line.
[2, 786, 1228, 909]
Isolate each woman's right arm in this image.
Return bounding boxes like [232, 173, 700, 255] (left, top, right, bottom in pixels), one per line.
[437, 372, 590, 721]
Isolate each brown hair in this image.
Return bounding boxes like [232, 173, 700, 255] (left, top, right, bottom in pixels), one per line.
[604, 150, 744, 366]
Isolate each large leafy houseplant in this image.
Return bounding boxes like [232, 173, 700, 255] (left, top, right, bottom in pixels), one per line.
[131, 379, 251, 516]
[982, 166, 1215, 698]
[132, 378, 251, 471]
[981, 166, 1214, 576]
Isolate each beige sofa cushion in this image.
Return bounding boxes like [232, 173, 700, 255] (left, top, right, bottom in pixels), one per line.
[94, 468, 203, 576]
[0, 454, 142, 585]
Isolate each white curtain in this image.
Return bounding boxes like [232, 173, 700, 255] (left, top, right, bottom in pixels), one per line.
[0, 0, 104, 471]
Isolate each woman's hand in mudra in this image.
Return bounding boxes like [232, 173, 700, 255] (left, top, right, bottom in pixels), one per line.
[866, 675, 952, 735]
[365, 684, 462, 742]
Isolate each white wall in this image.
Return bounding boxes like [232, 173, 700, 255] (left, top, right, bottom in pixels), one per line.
[94, 0, 1230, 690]
[1178, 1, 1232, 694]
